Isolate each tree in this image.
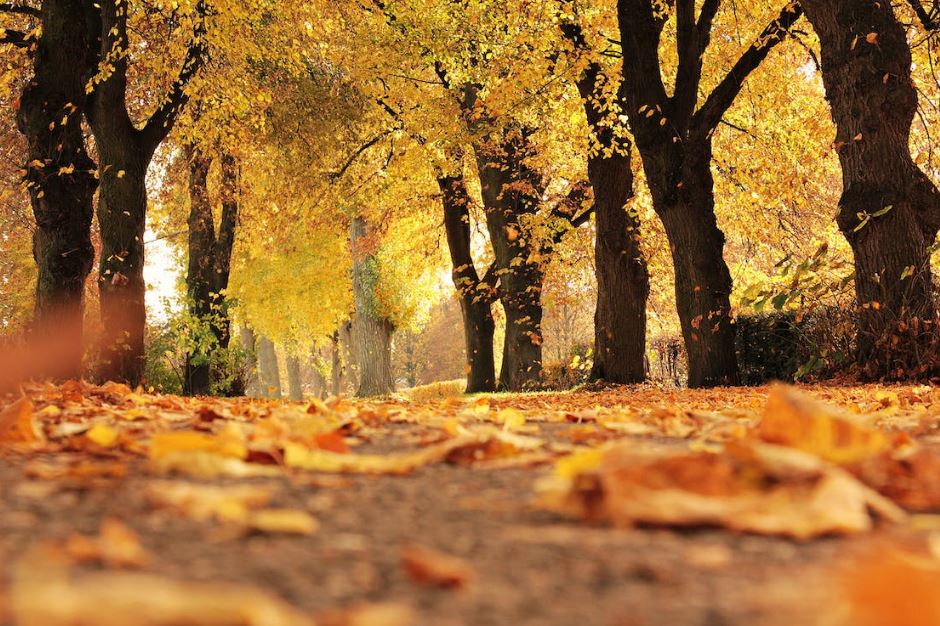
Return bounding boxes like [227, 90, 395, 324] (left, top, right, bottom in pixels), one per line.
[85, 0, 208, 385]
[3, 0, 97, 377]
[560, 8, 650, 384]
[437, 165, 497, 392]
[800, 0, 940, 379]
[350, 215, 396, 397]
[183, 146, 239, 395]
[617, 0, 803, 387]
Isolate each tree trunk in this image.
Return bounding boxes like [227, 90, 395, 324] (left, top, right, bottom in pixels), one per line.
[437, 172, 497, 393]
[239, 325, 261, 397]
[473, 131, 545, 391]
[589, 149, 648, 384]
[95, 150, 149, 386]
[286, 355, 303, 401]
[330, 331, 342, 396]
[86, 0, 205, 386]
[571, 58, 649, 385]
[350, 217, 395, 397]
[14, 0, 98, 379]
[801, 0, 940, 379]
[646, 142, 738, 387]
[257, 336, 282, 399]
[183, 146, 213, 395]
[183, 147, 239, 395]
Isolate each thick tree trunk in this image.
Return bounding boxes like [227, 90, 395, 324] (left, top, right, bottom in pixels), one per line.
[589, 150, 648, 384]
[86, 0, 204, 386]
[96, 152, 149, 386]
[350, 217, 395, 397]
[572, 59, 649, 385]
[15, 0, 98, 378]
[256, 336, 282, 398]
[801, 0, 940, 379]
[473, 132, 545, 391]
[183, 147, 239, 395]
[286, 355, 303, 401]
[645, 143, 738, 387]
[438, 173, 496, 393]
[239, 326, 261, 397]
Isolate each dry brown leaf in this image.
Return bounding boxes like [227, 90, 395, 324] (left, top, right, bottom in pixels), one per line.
[63, 518, 150, 568]
[150, 451, 283, 479]
[538, 441, 904, 539]
[0, 396, 44, 445]
[317, 602, 415, 626]
[758, 384, 890, 464]
[12, 560, 314, 626]
[146, 481, 275, 522]
[246, 509, 319, 535]
[847, 446, 940, 511]
[400, 544, 475, 589]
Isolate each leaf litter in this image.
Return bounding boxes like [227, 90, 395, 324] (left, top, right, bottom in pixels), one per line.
[7, 380, 940, 623]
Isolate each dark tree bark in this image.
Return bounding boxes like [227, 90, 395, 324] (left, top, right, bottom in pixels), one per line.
[9, 0, 97, 378]
[617, 0, 801, 387]
[472, 130, 547, 391]
[800, 0, 940, 379]
[350, 217, 395, 397]
[561, 15, 650, 384]
[330, 331, 343, 396]
[85, 0, 206, 386]
[437, 170, 497, 393]
[183, 146, 239, 396]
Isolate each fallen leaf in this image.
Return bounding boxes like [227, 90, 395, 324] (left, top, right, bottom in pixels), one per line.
[63, 518, 150, 568]
[246, 509, 319, 535]
[317, 602, 415, 626]
[150, 451, 283, 479]
[757, 384, 890, 464]
[85, 423, 119, 448]
[0, 397, 44, 445]
[12, 557, 314, 626]
[400, 544, 475, 589]
[538, 441, 904, 539]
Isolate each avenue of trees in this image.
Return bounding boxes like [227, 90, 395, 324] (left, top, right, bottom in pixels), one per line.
[3, 0, 940, 396]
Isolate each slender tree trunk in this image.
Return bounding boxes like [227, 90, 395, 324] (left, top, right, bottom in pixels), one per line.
[286, 355, 303, 401]
[473, 132, 545, 391]
[183, 146, 213, 395]
[256, 336, 282, 398]
[644, 141, 738, 387]
[14, 0, 97, 379]
[801, 0, 940, 379]
[438, 172, 497, 393]
[239, 325, 261, 397]
[350, 217, 395, 397]
[183, 147, 239, 395]
[330, 332, 342, 396]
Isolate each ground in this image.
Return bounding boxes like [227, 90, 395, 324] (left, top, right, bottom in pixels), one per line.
[2, 382, 939, 626]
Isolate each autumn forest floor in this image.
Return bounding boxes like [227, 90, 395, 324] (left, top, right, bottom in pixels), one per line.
[2, 382, 940, 626]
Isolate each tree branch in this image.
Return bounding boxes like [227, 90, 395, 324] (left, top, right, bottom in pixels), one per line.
[0, 27, 32, 48]
[907, 0, 939, 31]
[328, 130, 392, 181]
[692, 1, 802, 136]
[140, 0, 209, 153]
[0, 2, 38, 18]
